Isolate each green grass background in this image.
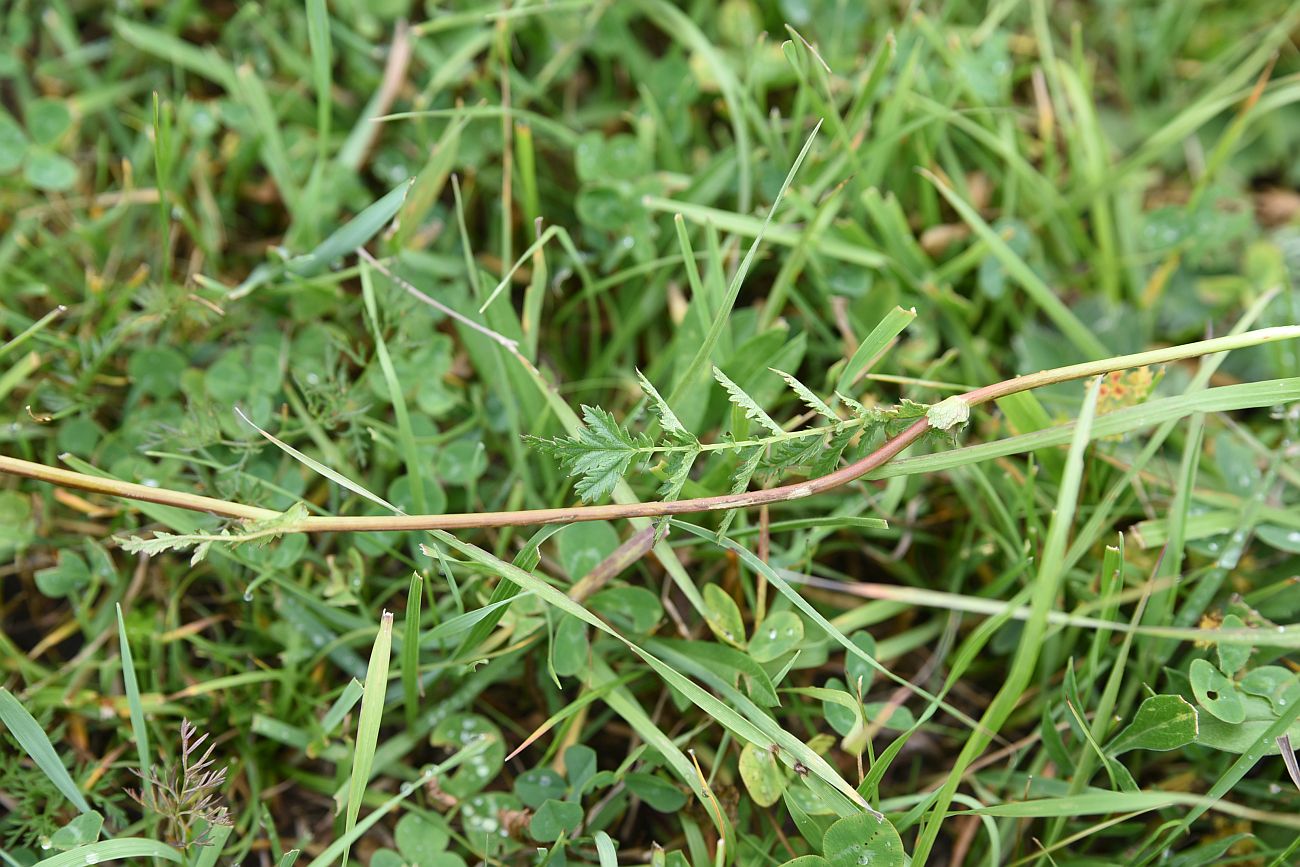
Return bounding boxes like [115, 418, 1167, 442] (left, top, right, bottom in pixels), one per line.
[1, 1, 1300, 865]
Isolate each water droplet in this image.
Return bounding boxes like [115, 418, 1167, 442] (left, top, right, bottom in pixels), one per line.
[400, 781, 414, 795]
[767, 629, 778, 640]
[243, 590, 254, 602]
[85, 855, 100, 865]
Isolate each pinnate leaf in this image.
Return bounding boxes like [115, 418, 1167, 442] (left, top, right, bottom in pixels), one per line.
[714, 366, 783, 435]
[530, 405, 652, 502]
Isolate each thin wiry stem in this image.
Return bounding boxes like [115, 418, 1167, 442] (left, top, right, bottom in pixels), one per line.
[0, 326, 1296, 533]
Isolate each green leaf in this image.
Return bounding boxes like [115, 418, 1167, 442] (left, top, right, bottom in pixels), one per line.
[430, 713, 504, 797]
[531, 405, 652, 502]
[564, 743, 598, 797]
[588, 586, 662, 633]
[844, 632, 878, 694]
[461, 792, 522, 846]
[0, 491, 34, 554]
[1196, 713, 1300, 755]
[658, 444, 700, 502]
[1107, 695, 1199, 755]
[515, 766, 568, 809]
[394, 813, 450, 862]
[1241, 665, 1293, 713]
[624, 772, 687, 812]
[0, 109, 28, 173]
[341, 612, 393, 867]
[436, 439, 487, 487]
[35, 550, 92, 598]
[822, 812, 906, 867]
[26, 98, 71, 145]
[862, 702, 915, 732]
[772, 369, 836, 419]
[557, 521, 621, 579]
[703, 584, 747, 648]
[0, 687, 92, 813]
[1189, 658, 1245, 724]
[637, 369, 689, 437]
[1257, 523, 1300, 553]
[24, 149, 77, 190]
[779, 859, 831, 867]
[738, 742, 787, 807]
[714, 366, 783, 434]
[530, 798, 583, 842]
[1216, 614, 1252, 675]
[749, 611, 804, 662]
[50, 810, 103, 850]
[127, 347, 187, 398]
[552, 616, 590, 678]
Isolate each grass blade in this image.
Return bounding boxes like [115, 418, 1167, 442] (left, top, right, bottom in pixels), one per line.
[835, 305, 917, 393]
[921, 168, 1108, 359]
[360, 262, 427, 514]
[341, 611, 394, 867]
[115, 604, 151, 803]
[30, 840, 182, 867]
[0, 687, 92, 813]
[402, 573, 423, 728]
[664, 121, 823, 412]
[913, 376, 1103, 862]
[285, 180, 412, 278]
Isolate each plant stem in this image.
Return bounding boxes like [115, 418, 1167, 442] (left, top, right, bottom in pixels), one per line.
[1, 326, 1296, 533]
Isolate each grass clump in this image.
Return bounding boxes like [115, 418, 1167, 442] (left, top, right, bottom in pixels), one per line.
[2, 2, 1300, 866]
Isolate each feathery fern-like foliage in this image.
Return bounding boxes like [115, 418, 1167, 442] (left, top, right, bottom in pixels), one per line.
[528, 368, 967, 507]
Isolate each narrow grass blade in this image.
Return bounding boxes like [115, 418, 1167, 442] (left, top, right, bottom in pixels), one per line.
[285, 180, 412, 278]
[361, 263, 427, 513]
[963, 790, 1300, 830]
[0, 304, 65, 363]
[644, 195, 889, 268]
[305, 0, 332, 168]
[665, 121, 823, 412]
[871, 378, 1300, 480]
[402, 573, 423, 728]
[921, 168, 1107, 359]
[191, 822, 234, 867]
[836, 305, 917, 393]
[594, 831, 618, 867]
[912, 376, 1103, 862]
[0, 687, 91, 813]
[341, 611, 394, 867]
[112, 19, 237, 90]
[235, 64, 299, 216]
[115, 604, 151, 802]
[235, 407, 401, 514]
[30, 840, 182, 867]
[433, 530, 877, 818]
